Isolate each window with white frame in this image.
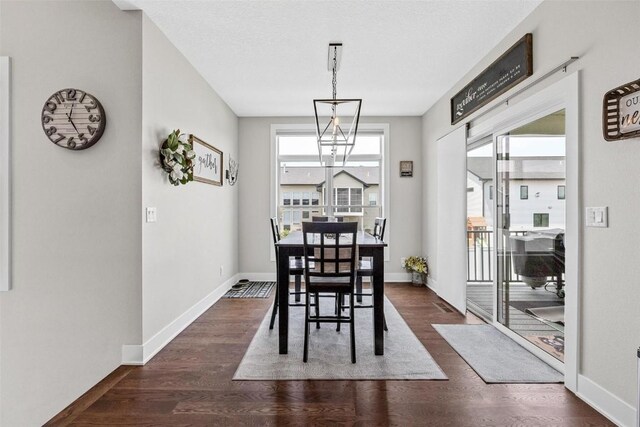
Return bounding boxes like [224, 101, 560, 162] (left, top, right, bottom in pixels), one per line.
[333, 187, 363, 213]
[557, 185, 566, 200]
[275, 130, 384, 234]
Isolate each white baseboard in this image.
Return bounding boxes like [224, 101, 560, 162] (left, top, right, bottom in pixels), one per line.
[426, 277, 437, 293]
[240, 272, 276, 282]
[576, 374, 636, 427]
[385, 272, 412, 282]
[122, 273, 239, 365]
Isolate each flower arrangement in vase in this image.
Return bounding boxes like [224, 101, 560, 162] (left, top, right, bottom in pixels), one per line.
[403, 256, 429, 286]
[159, 129, 196, 186]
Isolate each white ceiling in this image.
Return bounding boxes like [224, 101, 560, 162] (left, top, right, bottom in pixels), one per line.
[126, 0, 542, 117]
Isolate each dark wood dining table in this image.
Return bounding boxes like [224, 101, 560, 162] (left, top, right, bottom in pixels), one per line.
[275, 230, 387, 355]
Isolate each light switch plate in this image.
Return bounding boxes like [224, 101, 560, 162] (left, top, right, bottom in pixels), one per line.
[585, 206, 608, 228]
[146, 207, 157, 223]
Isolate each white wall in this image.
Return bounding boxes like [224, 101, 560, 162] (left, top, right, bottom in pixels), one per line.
[141, 15, 239, 343]
[422, 0, 640, 416]
[239, 116, 422, 278]
[0, 1, 143, 425]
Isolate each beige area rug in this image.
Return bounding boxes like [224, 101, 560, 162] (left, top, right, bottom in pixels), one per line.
[233, 297, 447, 380]
[433, 324, 563, 383]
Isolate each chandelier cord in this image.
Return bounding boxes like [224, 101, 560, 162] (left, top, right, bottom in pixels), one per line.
[332, 46, 337, 101]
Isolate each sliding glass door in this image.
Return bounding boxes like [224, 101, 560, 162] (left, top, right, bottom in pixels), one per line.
[466, 138, 494, 321]
[495, 110, 566, 362]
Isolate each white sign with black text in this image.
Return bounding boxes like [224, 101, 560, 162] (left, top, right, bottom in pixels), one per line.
[620, 91, 640, 134]
[189, 135, 223, 186]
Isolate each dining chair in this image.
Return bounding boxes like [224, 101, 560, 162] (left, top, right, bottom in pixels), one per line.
[355, 217, 388, 331]
[302, 221, 358, 363]
[269, 217, 306, 330]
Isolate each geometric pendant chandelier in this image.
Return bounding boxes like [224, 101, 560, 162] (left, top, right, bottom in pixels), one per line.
[313, 42, 362, 166]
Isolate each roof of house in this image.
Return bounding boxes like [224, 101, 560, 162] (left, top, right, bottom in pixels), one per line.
[280, 167, 379, 186]
[467, 157, 565, 180]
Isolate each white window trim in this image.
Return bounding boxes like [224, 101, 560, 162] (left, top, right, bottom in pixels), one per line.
[0, 57, 11, 291]
[270, 123, 390, 262]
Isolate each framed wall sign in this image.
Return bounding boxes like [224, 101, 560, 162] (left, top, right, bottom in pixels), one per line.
[400, 160, 413, 177]
[603, 78, 640, 141]
[451, 33, 533, 125]
[189, 135, 223, 186]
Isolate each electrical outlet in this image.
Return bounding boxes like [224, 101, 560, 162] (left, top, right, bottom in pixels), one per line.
[400, 257, 407, 268]
[220, 265, 224, 276]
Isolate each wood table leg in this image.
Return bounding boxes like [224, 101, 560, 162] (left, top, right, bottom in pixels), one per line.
[372, 247, 384, 355]
[278, 247, 290, 354]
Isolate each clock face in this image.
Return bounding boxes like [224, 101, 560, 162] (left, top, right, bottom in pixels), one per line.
[41, 89, 106, 150]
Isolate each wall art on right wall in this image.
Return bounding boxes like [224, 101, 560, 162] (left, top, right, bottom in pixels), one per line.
[603, 78, 640, 141]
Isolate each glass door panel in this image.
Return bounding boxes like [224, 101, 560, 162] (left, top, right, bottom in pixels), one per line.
[495, 110, 566, 362]
[466, 138, 494, 321]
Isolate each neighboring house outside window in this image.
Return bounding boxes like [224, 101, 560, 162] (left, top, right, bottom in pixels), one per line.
[276, 132, 384, 233]
[520, 185, 528, 200]
[533, 213, 550, 227]
[283, 211, 291, 230]
[334, 187, 363, 213]
[558, 185, 566, 200]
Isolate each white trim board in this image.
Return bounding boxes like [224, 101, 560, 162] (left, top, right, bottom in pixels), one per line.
[435, 125, 467, 314]
[0, 57, 11, 291]
[577, 374, 636, 427]
[122, 274, 239, 365]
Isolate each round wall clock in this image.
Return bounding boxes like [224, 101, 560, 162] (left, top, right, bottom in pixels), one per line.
[41, 88, 106, 150]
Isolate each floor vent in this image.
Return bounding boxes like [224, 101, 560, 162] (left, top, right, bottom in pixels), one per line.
[433, 301, 454, 313]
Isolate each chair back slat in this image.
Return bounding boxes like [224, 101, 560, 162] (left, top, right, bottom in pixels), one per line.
[302, 222, 357, 283]
[270, 217, 281, 256]
[373, 217, 387, 240]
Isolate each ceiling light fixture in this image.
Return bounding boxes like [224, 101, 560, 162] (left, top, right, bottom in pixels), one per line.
[313, 42, 362, 166]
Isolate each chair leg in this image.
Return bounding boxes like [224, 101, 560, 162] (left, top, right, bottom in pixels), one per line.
[269, 283, 279, 330]
[315, 293, 320, 329]
[356, 276, 363, 303]
[294, 274, 301, 303]
[350, 292, 356, 363]
[336, 292, 342, 332]
[303, 290, 310, 363]
[383, 313, 388, 332]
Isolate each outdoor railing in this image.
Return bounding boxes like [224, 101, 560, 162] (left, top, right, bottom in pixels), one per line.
[467, 230, 527, 283]
[278, 205, 383, 235]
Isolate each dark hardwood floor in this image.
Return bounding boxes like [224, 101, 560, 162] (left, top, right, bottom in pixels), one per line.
[47, 283, 611, 426]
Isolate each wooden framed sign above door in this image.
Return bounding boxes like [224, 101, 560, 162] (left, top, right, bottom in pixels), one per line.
[451, 33, 533, 125]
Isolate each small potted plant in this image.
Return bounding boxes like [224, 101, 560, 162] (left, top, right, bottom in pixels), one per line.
[159, 129, 196, 186]
[403, 256, 429, 286]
